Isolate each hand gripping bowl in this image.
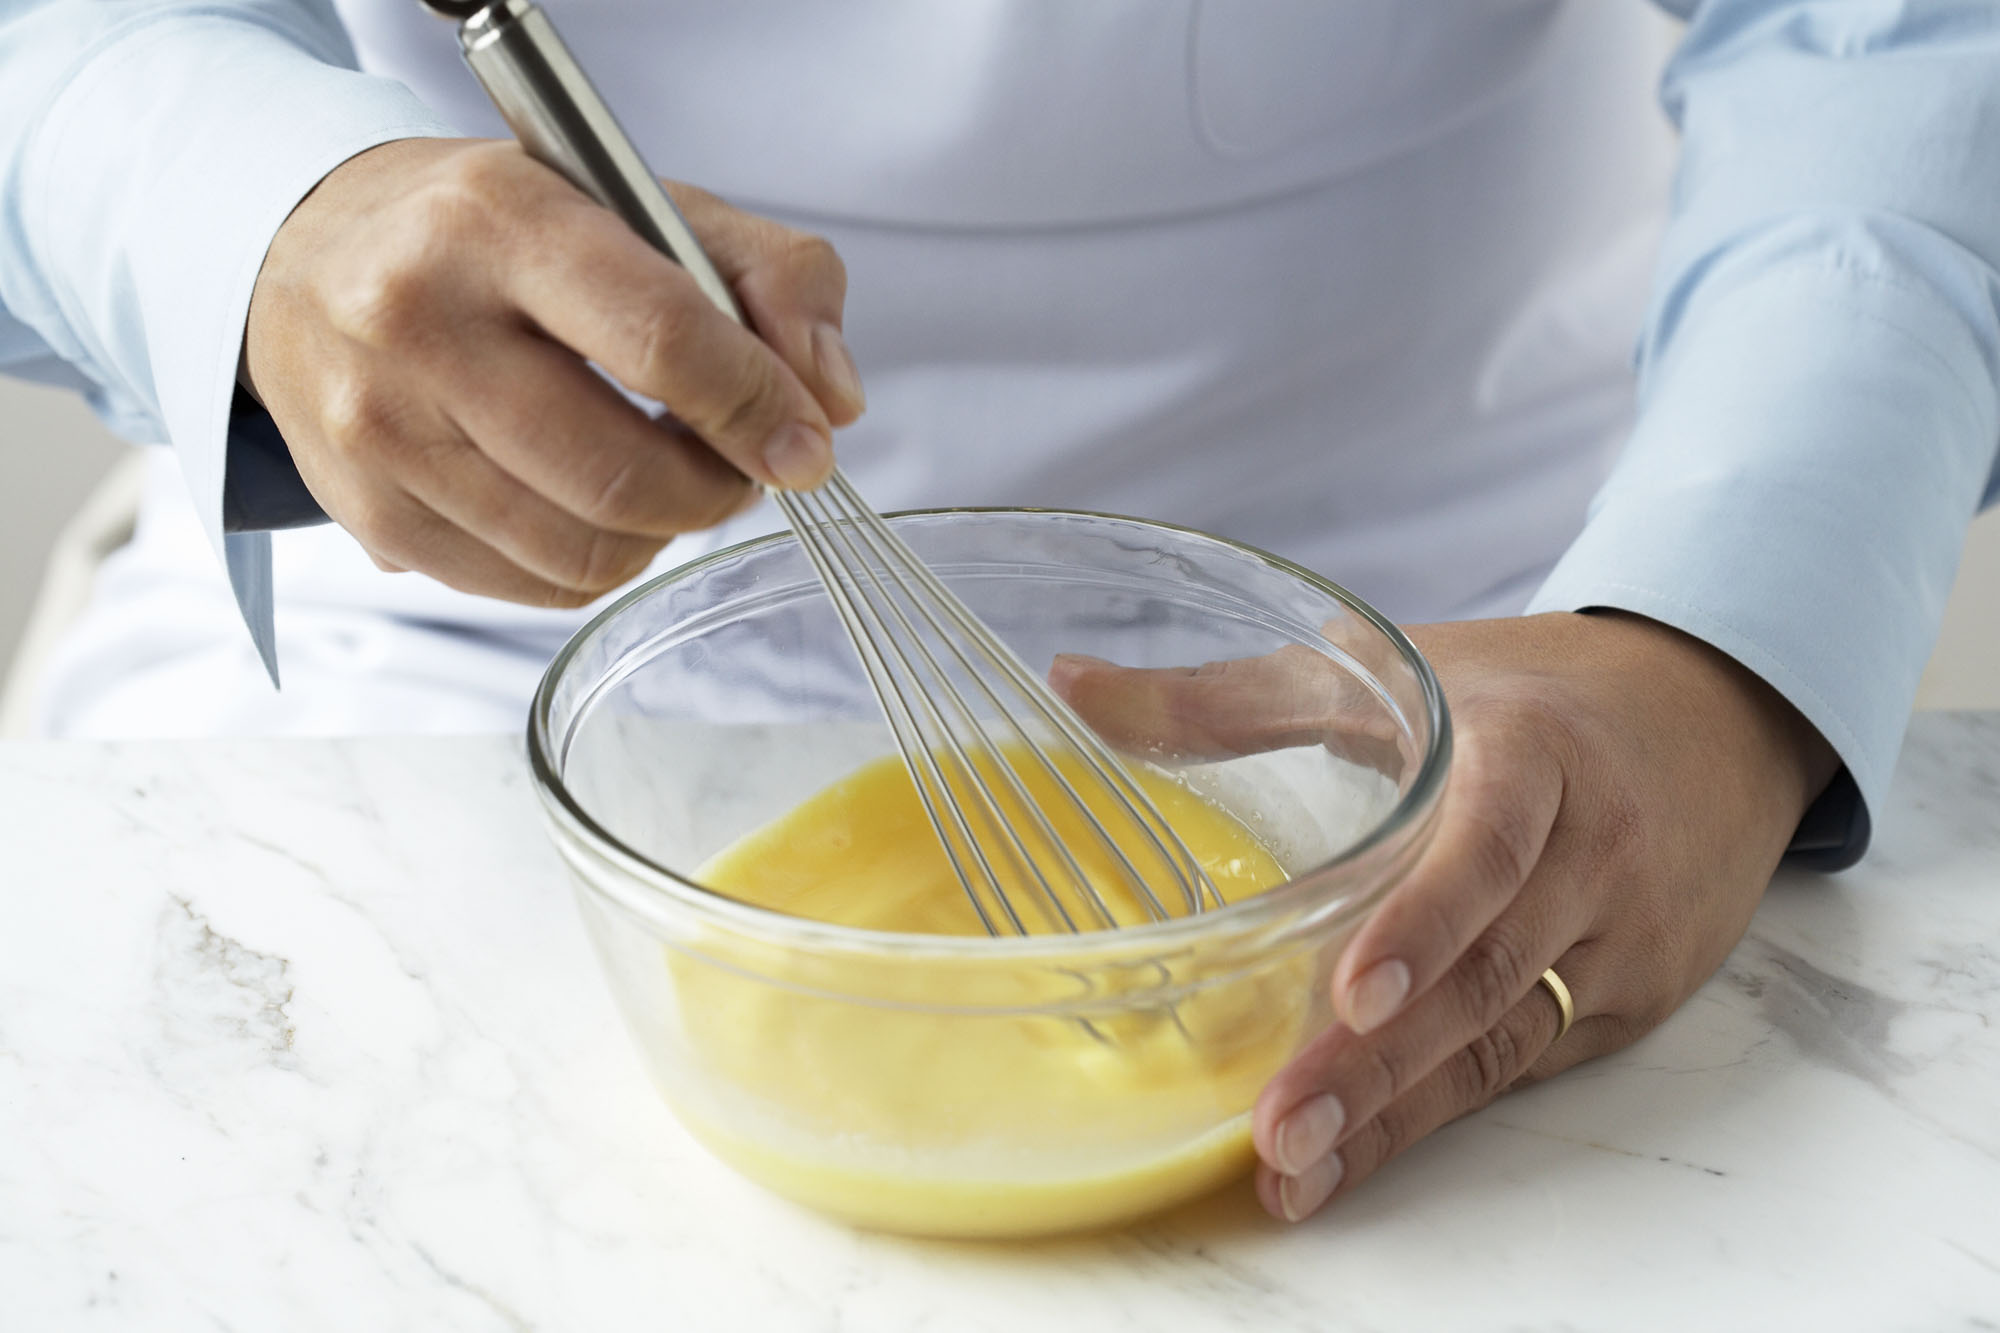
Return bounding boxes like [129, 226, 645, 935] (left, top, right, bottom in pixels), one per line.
[529, 510, 1450, 1238]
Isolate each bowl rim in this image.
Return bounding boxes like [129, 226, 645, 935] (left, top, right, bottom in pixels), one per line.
[526, 507, 1452, 958]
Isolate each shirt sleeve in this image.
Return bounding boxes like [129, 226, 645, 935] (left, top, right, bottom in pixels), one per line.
[0, 0, 453, 682]
[1526, 0, 2000, 869]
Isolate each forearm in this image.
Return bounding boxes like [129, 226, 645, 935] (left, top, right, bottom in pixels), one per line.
[1532, 0, 2000, 866]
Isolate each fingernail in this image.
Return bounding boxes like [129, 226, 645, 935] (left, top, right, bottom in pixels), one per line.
[1274, 1094, 1345, 1175]
[762, 421, 831, 490]
[1346, 958, 1410, 1033]
[812, 322, 866, 414]
[1279, 1152, 1344, 1222]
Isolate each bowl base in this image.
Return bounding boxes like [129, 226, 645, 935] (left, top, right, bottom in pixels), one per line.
[678, 1107, 1258, 1239]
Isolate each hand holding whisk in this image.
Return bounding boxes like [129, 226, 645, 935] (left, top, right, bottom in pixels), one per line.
[427, 0, 1222, 935]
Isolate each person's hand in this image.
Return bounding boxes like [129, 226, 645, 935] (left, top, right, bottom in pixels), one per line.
[1054, 611, 1838, 1220]
[244, 138, 865, 607]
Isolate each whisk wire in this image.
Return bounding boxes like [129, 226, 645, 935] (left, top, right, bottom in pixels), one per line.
[790, 485, 1117, 933]
[774, 474, 1224, 935]
[769, 491, 1024, 935]
[822, 474, 1224, 917]
[783, 486, 1102, 934]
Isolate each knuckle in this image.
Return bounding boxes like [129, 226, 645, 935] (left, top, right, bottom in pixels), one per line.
[630, 297, 700, 388]
[328, 203, 471, 341]
[1460, 1025, 1525, 1106]
[1458, 925, 1534, 1028]
[328, 257, 439, 346]
[631, 287, 789, 448]
[583, 452, 656, 531]
[536, 582, 597, 611]
[564, 530, 649, 595]
[1412, 893, 1466, 968]
[782, 231, 846, 290]
[551, 537, 600, 595]
[423, 145, 544, 239]
[1366, 1107, 1414, 1171]
[317, 374, 400, 453]
[330, 152, 525, 345]
[1357, 1038, 1419, 1106]
[439, 143, 520, 209]
[707, 343, 784, 444]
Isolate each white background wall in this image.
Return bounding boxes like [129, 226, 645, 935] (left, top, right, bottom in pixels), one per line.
[2, 372, 1996, 713]
[0, 378, 130, 671]
[1924, 506, 2000, 707]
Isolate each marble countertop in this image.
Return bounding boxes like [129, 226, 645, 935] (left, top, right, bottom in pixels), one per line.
[3, 713, 1997, 1331]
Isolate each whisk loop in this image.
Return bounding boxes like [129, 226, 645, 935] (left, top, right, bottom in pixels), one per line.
[771, 475, 1226, 938]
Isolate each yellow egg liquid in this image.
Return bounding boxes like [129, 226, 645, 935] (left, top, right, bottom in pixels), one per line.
[665, 749, 1310, 1237]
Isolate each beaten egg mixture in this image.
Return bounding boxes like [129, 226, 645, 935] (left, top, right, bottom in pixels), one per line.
[664, 750, 1311, 1237]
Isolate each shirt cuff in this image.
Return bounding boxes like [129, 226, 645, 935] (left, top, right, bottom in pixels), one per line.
[29, 14, 453, 678]
[1527, 253, 1999, 869]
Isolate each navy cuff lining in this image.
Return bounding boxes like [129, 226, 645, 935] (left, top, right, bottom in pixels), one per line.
[221, 387, 329, 532]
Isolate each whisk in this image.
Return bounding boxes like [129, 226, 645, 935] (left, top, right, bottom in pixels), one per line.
[429, 0, 1223, 934]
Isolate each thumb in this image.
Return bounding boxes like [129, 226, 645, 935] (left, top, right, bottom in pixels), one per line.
[1049, 647, 1400, 764]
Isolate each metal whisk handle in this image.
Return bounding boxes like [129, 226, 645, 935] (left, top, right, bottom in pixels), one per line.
[426, 0, 747, 328]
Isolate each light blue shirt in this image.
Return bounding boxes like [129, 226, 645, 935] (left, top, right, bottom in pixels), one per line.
[2, 0, 1997, 867]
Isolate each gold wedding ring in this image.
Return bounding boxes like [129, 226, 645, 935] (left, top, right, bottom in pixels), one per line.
[1538, 967, 1575, 1042]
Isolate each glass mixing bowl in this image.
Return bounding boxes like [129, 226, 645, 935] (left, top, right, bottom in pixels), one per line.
[529, 510, 1449, 1238]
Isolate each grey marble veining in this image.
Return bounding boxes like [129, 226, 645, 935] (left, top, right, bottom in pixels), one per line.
[2, 717, 1998, 1330]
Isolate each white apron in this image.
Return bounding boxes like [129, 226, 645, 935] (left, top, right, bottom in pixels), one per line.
[37, 0, 1678, 737]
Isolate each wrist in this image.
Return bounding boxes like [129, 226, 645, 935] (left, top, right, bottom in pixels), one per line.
[1585, 609, 1841, 826]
